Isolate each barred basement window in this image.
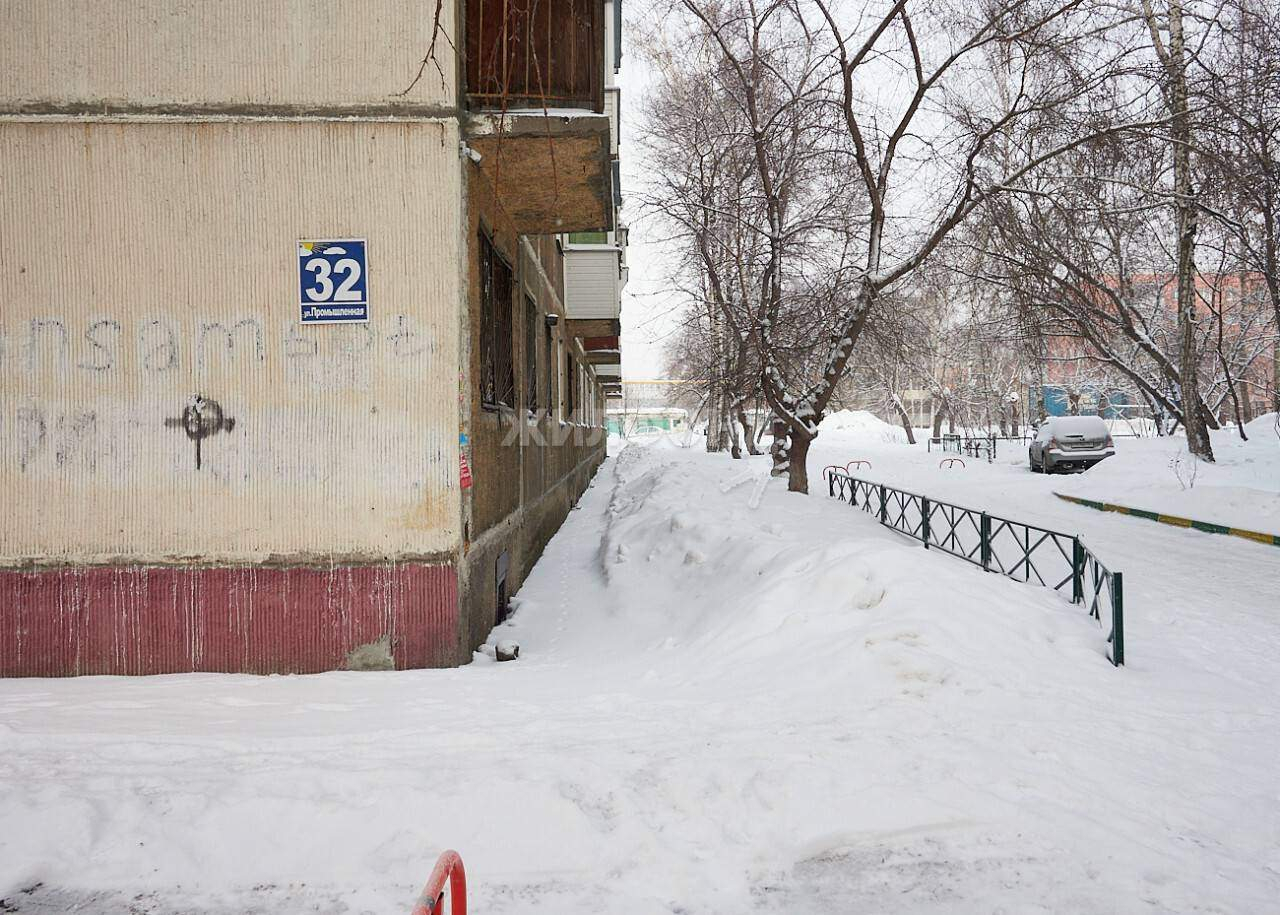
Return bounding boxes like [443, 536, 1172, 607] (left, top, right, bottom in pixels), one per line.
[479, 232, 515, 409]
[565, 351, 576, 420]
[544, 320, 554, 417]
[525, 294, 539, 413]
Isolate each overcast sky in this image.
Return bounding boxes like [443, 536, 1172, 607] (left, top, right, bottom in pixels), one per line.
[617, 10, 682, 382]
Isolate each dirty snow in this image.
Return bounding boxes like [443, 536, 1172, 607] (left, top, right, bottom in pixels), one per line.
[2, 429, 1279, 913]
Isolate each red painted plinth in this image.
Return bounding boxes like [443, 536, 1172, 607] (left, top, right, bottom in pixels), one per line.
[0, 562, 459, 677]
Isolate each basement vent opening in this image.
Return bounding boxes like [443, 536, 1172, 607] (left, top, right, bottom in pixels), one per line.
[495, 550, 510, 627]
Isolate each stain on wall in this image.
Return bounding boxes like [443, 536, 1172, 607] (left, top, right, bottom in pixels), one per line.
[0, 561, 460, 676]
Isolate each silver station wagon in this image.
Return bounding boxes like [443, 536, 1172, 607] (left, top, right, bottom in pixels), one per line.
[1029, 416, 1116, 473]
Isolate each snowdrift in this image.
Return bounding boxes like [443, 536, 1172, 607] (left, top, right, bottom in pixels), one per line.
[587, 443, 1105, 691]
[817, 409, 908, 441]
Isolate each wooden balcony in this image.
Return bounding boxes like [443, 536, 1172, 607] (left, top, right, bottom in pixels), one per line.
[466, 0, 604, 113]
[463, 0, 613, 234]
[465, 111, 612, 235]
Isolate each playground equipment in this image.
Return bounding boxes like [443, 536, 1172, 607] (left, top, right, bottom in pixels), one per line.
[928, 433, 996, 462]
[411, 851, 467, 915]
[824, 460, 872, 483]
[939, 458, 965, 469]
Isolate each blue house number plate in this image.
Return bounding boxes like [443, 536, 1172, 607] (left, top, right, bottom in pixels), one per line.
[298, 239, 369, 323]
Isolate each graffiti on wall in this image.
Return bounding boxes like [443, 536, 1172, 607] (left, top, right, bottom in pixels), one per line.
[0, 313, 432, 376]
[163, 395, 236, 470]
[1, 314, 438, 475]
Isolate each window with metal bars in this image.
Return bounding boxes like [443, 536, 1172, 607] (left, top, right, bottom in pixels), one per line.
[525, 294, 539, 413]
[545, 320, 555, 418]
[479, 232, 515, 409]
[564, 350, 576, 421]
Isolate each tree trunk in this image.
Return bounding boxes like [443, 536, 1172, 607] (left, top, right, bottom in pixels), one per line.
[931, 402, 945, 438]
[892, 398, 917, 444]
[1167, 0, 1216, 461]
[706, 388, 732, 453]
[1225, 379, 1248, 440]
[736, 403, 761, 455]
[705, 391, 720, 452]
[769, 418, 789, 477]
[787, 428, 812, 494]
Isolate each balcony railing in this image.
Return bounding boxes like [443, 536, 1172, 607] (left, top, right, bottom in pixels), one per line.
[466, 0, 604, 112]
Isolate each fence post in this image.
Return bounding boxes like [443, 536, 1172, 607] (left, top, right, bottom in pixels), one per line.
[980, 512, 991, 571]
[921, 496, 930, 548]
[1110, 572, 1125, 667]
[828, 471, 835, 499]
[1071, 538, 1084, 604]
[878, 484, 888, 525]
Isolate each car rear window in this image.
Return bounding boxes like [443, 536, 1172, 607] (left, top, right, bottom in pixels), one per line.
[1048, 416, 1109, 438]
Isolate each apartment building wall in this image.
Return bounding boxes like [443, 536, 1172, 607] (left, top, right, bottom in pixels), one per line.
[0, 121, 464, 562]
[0, 3, 469, 675]
[458, 163, 606, 653]
[3, 0, 455, 113]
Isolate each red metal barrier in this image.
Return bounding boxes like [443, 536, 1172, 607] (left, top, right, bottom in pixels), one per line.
[825, 461, 872, 482]
[411, 850, 467, 915]
[939, 458, 965, 469]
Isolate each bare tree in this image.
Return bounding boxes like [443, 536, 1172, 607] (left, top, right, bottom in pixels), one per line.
[665, 0, 1142, 491]
[1137, 0, 1217, 458]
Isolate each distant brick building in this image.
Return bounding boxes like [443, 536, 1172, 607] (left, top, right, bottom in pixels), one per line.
[1042, 272, 1278, 422]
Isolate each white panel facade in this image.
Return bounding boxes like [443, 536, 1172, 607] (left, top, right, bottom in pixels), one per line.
[2, 0, 455, 110]
[0, 121, 463, 564]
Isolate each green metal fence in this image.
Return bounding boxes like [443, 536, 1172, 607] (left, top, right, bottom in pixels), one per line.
[926, 434, 996, 462]
[827, 471, 1125, 666]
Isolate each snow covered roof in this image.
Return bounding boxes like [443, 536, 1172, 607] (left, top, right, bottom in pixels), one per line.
[1046, 415, 1110, 436]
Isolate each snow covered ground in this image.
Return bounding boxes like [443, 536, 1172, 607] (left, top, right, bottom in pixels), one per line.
[2, 423, 1279, 913]
[1054, 414, 1280, 535]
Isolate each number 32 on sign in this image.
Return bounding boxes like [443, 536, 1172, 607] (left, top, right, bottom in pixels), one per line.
[298, 239, 369, 324]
